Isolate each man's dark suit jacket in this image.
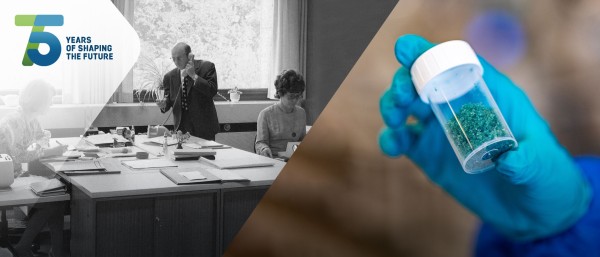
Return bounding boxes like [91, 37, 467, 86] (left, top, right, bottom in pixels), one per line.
[161, 59, 219, 140]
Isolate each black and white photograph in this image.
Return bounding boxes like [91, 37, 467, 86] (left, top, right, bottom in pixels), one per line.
[0, 0, 382, 256]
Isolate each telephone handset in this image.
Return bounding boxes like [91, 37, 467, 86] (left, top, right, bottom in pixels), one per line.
[186, 53, 195, 68]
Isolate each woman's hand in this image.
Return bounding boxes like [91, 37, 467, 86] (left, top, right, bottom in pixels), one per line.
[259, 148, 273, 158]
[43, 145, 68, 157]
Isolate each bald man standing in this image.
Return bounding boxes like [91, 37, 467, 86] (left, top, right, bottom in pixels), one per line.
[157, 42, 219, 140]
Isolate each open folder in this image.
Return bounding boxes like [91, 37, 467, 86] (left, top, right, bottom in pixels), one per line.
[46, 159, 122, 176]
[30, 178, 67, 196]
[122, 159, 178, 169]
[201, 156, 275, 169]
[160, 167, 249, 185]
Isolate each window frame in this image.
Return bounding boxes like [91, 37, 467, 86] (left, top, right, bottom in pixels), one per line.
[121, 0, 274, 103]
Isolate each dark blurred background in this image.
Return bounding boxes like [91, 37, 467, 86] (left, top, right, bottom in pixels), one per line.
[226, 1, 600, 256]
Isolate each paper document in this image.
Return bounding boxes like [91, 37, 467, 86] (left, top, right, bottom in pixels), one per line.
[179, 171, 207, 181]
[160, 167, 221, 185]
[277, 141, 300, 159]
[206, 169, 249, 182]
[184, 140, 229, 149]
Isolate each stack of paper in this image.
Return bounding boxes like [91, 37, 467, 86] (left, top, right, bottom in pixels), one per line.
[184, 140, 230, 149]
[30, 178, 67, 197]
[169, 149, 216, 161]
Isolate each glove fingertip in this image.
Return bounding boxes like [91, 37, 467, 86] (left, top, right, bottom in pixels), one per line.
[379, 128, 406, 157]
[382, 108, 403, 128]
[395, 34, 434, 69]
[408, 100, 432, 121]
[380, 90, 405, 128]
[392, 67, 417, 106]
[495, 144, 535, 184]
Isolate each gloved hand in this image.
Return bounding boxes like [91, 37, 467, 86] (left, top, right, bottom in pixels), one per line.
[379, 34, 592, 241]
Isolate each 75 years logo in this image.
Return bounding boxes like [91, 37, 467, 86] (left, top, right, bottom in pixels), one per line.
[15, 15, 64, 66]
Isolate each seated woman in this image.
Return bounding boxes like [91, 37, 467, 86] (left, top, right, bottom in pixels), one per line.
[256, 70, 307, 158]
[0, 80, 68, 257]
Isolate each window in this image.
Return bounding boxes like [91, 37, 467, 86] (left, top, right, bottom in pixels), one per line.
[1, 0, 305, 105]
[133, 0, 275, 91]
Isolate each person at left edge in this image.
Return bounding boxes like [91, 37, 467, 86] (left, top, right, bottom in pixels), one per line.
[157, 42, 220, 140]
[0, 80, 67, 257]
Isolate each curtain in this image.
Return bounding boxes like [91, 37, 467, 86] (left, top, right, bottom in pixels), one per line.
[110, 0, 135, 103]
[60, 0, 134, 105]
[266, 0, 308, 99]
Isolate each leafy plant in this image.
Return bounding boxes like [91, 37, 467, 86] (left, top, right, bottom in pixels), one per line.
[135, 54, 172, 103]
[134, 0, 269, 91]
[175, 130, 191, 149]
[227, 87, 243, 95]
[175, 130, 191, 144]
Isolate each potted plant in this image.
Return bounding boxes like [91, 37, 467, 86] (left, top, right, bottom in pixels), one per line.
[135, 55, 171, 104]
[227, 87, 243, 103]
[175, 130, 191, 149]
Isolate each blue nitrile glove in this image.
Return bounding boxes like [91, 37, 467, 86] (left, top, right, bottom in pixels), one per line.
[379, 34, 592, 241]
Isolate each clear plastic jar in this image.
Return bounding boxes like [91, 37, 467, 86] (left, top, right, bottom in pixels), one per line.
[411, 40, 517, 174]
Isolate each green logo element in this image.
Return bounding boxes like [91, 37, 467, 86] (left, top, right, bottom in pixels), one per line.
[15, 15, 64, 66]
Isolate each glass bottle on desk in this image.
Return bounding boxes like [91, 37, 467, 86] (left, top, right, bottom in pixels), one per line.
[130, 125, 136, 142]
[162, 132, 169, 158]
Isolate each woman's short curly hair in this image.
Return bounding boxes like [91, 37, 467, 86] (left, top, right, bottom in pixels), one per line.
[274, 69, 305, 99]
[19, 80, 55, 114]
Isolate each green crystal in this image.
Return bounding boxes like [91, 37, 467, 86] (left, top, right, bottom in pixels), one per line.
[445, 103, 509, 157]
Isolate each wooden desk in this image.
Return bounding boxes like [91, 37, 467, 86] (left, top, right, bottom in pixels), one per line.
[58, 136, 283, 257]
[0, 177, 70, 249]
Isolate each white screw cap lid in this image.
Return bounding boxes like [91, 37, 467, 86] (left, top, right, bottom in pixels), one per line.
[410, 40, 483, 103]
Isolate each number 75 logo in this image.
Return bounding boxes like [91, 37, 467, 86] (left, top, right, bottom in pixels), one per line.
[15, 15, 63, 66]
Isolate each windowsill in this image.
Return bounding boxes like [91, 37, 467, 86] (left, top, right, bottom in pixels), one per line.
[106, 100, 277, 107]
[0, 100, 278, 130]
[0, 100, 277, 109]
